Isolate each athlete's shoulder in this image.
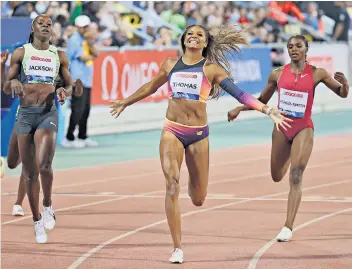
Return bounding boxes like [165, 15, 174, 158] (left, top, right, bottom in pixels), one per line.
[203, 61, 222, 73]
[48, 45, 59, 53]
[308, 64, 318, 71]
[58, 50, 69, 65]
[270, 66, 284, 80]
[22, 43, 30, 49]
[162, 57, 179, 73]
[311, 65, 329, 80]
[11, 47, 25, 61]
[165, 57, 178, 66]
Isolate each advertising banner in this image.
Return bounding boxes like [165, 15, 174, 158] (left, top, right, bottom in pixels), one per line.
[91, 50, 178, 105]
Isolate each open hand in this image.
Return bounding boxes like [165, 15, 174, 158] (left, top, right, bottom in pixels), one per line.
[109, 100, 126, 119]
[11, 79, 24, 98]
[269, 109, 293, 131]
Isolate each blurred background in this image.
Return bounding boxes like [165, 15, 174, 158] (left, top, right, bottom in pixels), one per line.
[1, 1, 352, 163]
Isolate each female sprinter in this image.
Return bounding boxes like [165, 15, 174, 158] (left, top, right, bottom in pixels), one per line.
[227, 35, 349, 242]
[110, 25, 293, 263]
[5, 78, 83, 217]
[3, 15, 73, 243]
[1, 48, 27, 215]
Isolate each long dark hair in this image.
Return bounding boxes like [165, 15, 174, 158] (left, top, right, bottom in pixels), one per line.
[28, 32, 34, 43]
[180, 24, 248, 99]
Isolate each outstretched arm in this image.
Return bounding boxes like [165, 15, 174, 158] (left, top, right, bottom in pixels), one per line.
[236, 70, 278, 112]
[212, 64, 292, 130]
[212, 64, 273, 114]
[317, 68, 349, 98]
[120, 59, 170, 107]
[110, 58, 170, 118]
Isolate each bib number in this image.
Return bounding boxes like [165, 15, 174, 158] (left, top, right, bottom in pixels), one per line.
[25, 56, 57, 84]
[279, 88, 308, 118]
[170, 72, 203, 96]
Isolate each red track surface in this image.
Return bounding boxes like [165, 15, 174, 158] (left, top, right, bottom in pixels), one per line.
[2, 133, 352, 269]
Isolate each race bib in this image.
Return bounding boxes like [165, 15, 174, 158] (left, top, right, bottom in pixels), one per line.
[25, 55, 57, 84]
[279, 88, 308, 118]
[170, 72, 203, 98]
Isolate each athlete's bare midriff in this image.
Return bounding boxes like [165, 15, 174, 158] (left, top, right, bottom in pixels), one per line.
[20, 84, 55, 106]
[165, 57, 209, 126]
[166, 98, 207, 126]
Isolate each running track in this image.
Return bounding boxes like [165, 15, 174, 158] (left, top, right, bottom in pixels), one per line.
[2, 133, 352, 269]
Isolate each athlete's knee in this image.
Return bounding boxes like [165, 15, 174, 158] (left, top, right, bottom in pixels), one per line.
[290, 166, 304, 186]
[188, 186, 206, 206]
[38, 162, 53, 176]
[271, 169, 284, 183]
[7, 161, 17, 169]
[191, 196, 205, 207]
[165, 175, 180, 200]
[271, 173, 284, 183]
[24, 169, 39, 183]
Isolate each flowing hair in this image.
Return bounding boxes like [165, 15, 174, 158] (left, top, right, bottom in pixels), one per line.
[180, 24, 249, 99]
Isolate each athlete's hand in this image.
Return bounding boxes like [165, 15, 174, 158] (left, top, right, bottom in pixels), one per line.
[10, 79, 24, 98]
[227, 107, 241, 122]
[110, 100, 126, 118]
[56, 87, 67, 105]
[334, 72, 348, 86]
[268, 109, 293, 131]
[73, 79, 83, 97]
[1, 50, 9, 65]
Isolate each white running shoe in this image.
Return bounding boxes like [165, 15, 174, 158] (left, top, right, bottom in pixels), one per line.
[79, 138, 98, 147]
[42, 205, 56, 230]
[12, 205, 25, 216]
[169, 248, 184, 264]
[61, 138, 85, 149]
[34, 215, 48, 244]
[276, 226, 293, 242]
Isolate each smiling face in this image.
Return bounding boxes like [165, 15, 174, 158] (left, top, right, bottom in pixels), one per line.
[287, 37, 308, 62]
[32, 15, 53, 42]
[182, 25, 208, 52]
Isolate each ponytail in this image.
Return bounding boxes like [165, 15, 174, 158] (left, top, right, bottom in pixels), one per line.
[28, 32, 34, 43]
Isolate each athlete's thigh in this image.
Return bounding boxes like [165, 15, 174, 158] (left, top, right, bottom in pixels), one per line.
[290, 128, 314, 170]
[34, 110, 58, 167]
[17, 134, 36, 174]
[185, 137, 209, 194]
[34, 128, 57, 169]
[159, 130, 185, 185]
[271, 127, 292, 181]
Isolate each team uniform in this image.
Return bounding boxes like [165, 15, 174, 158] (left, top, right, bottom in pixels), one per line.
[277, 64, 315, 141]
[16, 43, 60, 135]
[163, 57, 212, 147]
